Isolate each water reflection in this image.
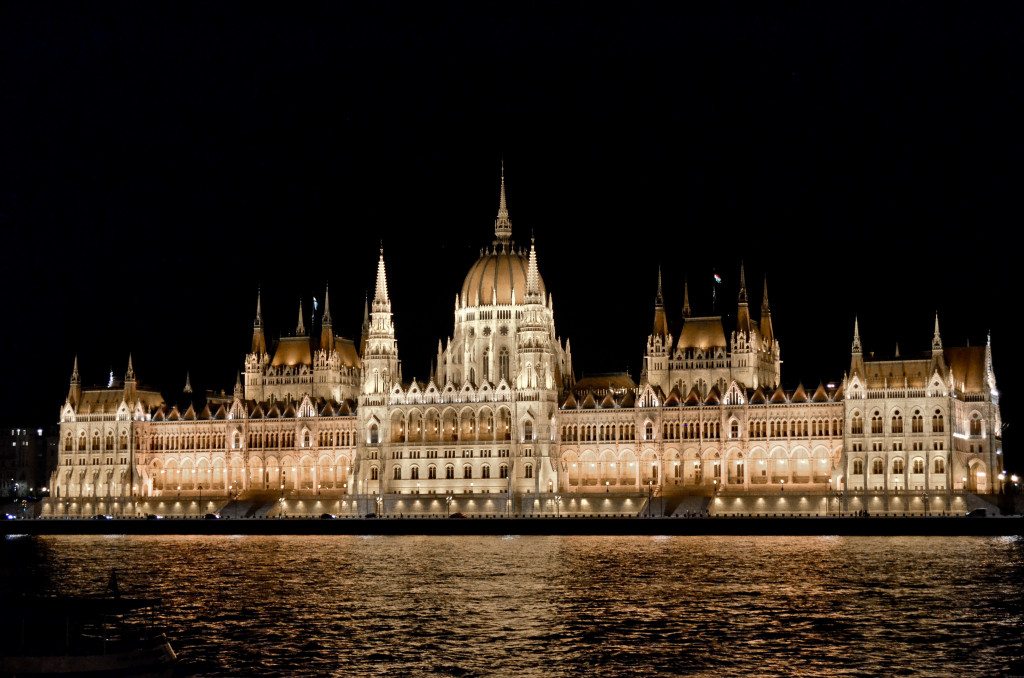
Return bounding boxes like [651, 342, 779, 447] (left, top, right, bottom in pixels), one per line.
[2, 535, 1022, 676]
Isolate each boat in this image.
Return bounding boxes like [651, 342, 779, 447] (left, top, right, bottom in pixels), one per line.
[0, 571, 177, 676]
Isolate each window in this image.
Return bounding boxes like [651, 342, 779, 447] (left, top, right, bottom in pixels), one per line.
[851, 414, 864, 435]
[393, 466, 402, 480]
[303, 431, 311, 448]
[871, 413, 883, 434]
[970, 417, 982, 436]
[933, 458, 945, 474]
[428, 465, 437, 479]
[646, 422, 654, 440]
[371, 467, 379, 480]
[445, 465, 455, 479]
[912, 458, 925, 474]
[463, 465, 472, 479]
[852, 459, 864, 475]
[232, 433, 241, 450]
[482, 349, 489, 382]
[369, 424, 379, 445]
[523, 420, 533, 441]
[499, 464, 508, 479]
[411, 466, 419, 480]
[932, 410, 944, 433]
[891, 413, 903, 434]
[499, 348, 510, 382]
[912, 412, 923, 433]
[482, 465, 491, 479]
[872, 458, 884, 475]
[525, 464, 533, 479]
[730, 421, 739, 439]
[892, 459, 904, 474]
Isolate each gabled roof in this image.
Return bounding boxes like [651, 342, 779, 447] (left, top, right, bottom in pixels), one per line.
[684, 386, 702, 406]
[677, 316, 727, 350]
[664, 386, 682, 406]
[561, 392, 578, 409]
[944, 346, 986, 393]
[704, 386, 721, 405]
[770, 386, 788, 404]
[811, 383, 829, 402]
[271, 336, 313, 367]
[600, 392, 617, 408]
[619, 391, 636, 408]
[581, 392, 597, 409]
[791, 384, 808, 403]
[750, 387, 767, 404]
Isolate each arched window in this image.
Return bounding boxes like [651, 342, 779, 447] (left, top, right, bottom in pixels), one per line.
[499, 464, 508, 479]
[871, 412, 883, 434]
[891, 412, 903, 434]
[232, 433, 241, 450]
[371, 467, 379, 480]
[469, 368, 476, 385]
[932, 410, 944, 433]
[463, 464, 472, 479]
[445, 465, 455, 480]
[393, 466, 402, 480]
[482, 465, 490, 479]
[482, 348, 490, 382]
[525, 464, 533, 479]
[428, 466, 437, 479]
[872, 458, 884, 474]
[64, 434, 72, 451]
[411, 466, 419, 480]
[303, 431, 311, 448]
[933, 457, 945, 473]
[851, 414, 863, 435]
[852, 459, 864, 475]
[970, 416, 982, 436]
[499, 348, 510, 382]
[912, 458, 925, 474]
[912, 411, 923, 433]
[892, 458, 904, 474]
[523, 420, 534, 441]
[369, 424, 379, 445]
[645, 422, 654, 440]
[730, 421, 739, 439]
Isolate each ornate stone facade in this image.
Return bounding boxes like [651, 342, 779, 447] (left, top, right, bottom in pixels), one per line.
[49, 172, 1005, 515]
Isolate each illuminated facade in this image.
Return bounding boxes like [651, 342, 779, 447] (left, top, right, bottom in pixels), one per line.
[48, 173, 1005, 515]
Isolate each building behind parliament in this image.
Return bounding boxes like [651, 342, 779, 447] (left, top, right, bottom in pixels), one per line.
[47, 173, 1006, 516]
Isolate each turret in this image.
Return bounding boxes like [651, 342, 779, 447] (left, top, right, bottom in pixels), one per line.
[494, 161, 512, 249]
[251, 288, 267, 356]
[360, 295, 369, 357]
[682, 277, 692, 319]
[850, 316, 865, 377]
[320, 284, 335, 350]
[760, 276, 774, 347]
[735, 262, 752, 337]
[652, 266, 669, 339]
[123, 354, 136, 404]
[295, 299, 306, 336]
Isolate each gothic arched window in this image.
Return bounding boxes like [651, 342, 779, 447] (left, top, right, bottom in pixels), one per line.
[499, 348, 510, 383]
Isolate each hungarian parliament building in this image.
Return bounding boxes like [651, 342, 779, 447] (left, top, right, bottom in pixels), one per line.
[48, 174, 1005, 516]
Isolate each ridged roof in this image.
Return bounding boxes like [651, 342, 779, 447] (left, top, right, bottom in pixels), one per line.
[461, 248, 545, 306]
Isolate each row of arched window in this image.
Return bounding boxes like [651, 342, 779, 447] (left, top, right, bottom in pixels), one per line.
[851, 457, 945, 475]
[65, 432, 134, 452]
[385, 463, 532, 480]
[561, 423, 638, 442]
[851, 409, 945, 436]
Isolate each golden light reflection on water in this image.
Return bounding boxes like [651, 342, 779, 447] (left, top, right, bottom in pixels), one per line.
[2, 535, 1022, 676]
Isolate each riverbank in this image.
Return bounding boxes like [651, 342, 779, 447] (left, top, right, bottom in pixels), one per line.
[3, 516, 1021, 537]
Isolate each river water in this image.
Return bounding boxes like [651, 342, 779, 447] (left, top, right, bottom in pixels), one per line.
[2, 535, 1022, 676]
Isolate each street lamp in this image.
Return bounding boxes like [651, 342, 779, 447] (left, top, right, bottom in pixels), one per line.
[446, 495, 453, 518]
[375, 495, 383, 517]
[648, 480, 654, 518]
[554, 495, 562, 518]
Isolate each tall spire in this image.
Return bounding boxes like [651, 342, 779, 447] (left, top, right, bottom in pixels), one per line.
[682, 277, 691, 318]
[931, 312, 943, 351]
[895, 343, 901, 358]
[373, 247, 391, 309]
[234, 372, 244, 400]
[735, 262, 751, 336]
[652, 266, 668, 338]
[360, 294, 370, 356]
[126, 353, 135, 381]
[296, 299, 306, 336]
[68, 355, 81, 407]
[124, 354, 136, 403]
[760, 276, 774, 346]
[183, 371, 192, 394]
[494, 162, 512, 246]
[251, 288, 267, 355]
[525, 236, 542, 303]
[852, 316, 862, 353]
[322, 284, 332, 326]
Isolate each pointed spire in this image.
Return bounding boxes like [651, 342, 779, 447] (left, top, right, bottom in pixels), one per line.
[738, 261, 748, 304]
[296, 299, 306, 335]
[323, 284, 332, 326]
[494, 162, 512, 245]
[895, 343, 901, 358]
[184, 371, 193, 394]
[251, 288, 267, 355]
[682, 277, 691, 318]
[234, 372, 244, 400]
[68, 355, 82, 407]
[255, 287, 263, 327]
[735, 262, 752, 336]
[373, 247, 390, 307]
[126, 354, 135, 381]
[759, 276, 774, 347]
[931, 312, 943, 351]
[652, 267, 668, 339]
[71, 355, 80, 383]
[852, 316, 862, 353]
[525, 236, 542, 303]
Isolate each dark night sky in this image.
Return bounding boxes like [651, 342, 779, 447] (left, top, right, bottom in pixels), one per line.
[1, 3, 1020, 466]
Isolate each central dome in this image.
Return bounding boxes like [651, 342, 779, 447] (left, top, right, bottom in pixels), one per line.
[461, 247, 546, 306]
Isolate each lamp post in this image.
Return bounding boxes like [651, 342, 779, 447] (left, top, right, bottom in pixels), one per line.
[375, 495, 383, 518]
[446, 495, 453, 518]
[648, 480, 654, 518]
[555, 494, 561, 518]
[198, 485, 203, 515]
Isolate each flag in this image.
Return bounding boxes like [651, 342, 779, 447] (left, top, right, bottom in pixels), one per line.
[713, 273, 722, 284]
[313, 297, 319, 312]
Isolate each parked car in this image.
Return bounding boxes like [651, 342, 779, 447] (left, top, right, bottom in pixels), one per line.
[91, 514, 113, 520]
[448, 512, 467, 519]
[145, 514, 163, 520]
[1, 513, 16, 520]
[364, 512, 378, 519]
[320, 513, 337, 520]
[965, 508, 988, 518]
[203, 513, 221, 520]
